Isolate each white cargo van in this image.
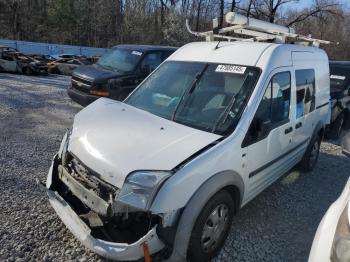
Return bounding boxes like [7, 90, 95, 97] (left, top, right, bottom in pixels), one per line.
[43, 13, 330, 261]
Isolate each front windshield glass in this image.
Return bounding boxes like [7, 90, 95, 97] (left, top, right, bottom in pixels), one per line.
[97, 48, 142, 72]
[330, 66, 350, 90]
[126, 61, 260, 135]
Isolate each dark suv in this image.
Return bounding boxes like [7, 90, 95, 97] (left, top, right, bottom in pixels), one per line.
[68, 44, 177, 106]
[328, 61, 350, 139]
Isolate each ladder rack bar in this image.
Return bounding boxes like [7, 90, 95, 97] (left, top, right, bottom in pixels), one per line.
[185, 12, 331, 47]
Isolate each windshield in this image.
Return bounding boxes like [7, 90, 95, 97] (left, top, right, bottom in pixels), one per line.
[126, 61, 260, 135]
[97, 48, 142, 72]
[330, 66, 350, 90]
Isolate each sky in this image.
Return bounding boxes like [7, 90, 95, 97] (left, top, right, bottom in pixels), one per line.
[282, 0, 349, 11]
[241, 0, 349, 11]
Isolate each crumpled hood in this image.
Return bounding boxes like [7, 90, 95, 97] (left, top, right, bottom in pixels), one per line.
[68, 98, 221, 188]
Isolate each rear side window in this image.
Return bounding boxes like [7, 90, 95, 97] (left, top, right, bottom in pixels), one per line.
[296, 69, 315, 118]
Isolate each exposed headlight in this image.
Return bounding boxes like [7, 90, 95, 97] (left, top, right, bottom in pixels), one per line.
[117, 171, 172, 210]
[331, 203, 350, 262]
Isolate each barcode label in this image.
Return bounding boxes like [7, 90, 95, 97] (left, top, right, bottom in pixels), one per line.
[215, 65, 246, 74]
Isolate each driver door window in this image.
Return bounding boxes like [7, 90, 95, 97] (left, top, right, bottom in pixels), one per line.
[244, 71, 291, 146]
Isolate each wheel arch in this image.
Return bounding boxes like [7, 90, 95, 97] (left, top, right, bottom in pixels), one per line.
[166, 170, 244, 261]
[314, 120, 325, 140]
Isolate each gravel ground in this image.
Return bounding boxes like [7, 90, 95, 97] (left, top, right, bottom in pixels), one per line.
[0, 73, 350, 262]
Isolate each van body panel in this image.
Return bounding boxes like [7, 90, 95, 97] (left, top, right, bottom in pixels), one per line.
[170, 41, 273, 66]
[151, 42, 330, 211]
[243, 66, 297, 202]
[151, 128, 247, 213]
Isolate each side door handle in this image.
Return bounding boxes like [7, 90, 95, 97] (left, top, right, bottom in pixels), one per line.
[285, 126, 293, 134]
[295, 122, 302, 129]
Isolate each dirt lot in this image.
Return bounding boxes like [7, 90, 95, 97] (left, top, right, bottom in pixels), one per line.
[0, 73, 349, 262]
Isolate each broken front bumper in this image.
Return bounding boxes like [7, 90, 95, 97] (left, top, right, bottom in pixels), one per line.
[46, 156, 165, 261]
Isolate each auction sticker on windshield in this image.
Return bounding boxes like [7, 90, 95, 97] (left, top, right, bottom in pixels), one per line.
[215, 65, 246, 74]
[132, 51, 143, 56]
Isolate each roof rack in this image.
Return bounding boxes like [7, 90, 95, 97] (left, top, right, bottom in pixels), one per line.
[186, 12, 330, 47]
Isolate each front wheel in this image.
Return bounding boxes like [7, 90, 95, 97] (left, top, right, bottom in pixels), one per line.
[188, 190, 234, 262]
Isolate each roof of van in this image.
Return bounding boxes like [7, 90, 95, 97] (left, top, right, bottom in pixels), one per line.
[168, 41, 327, 68]
[114, 44, 177, 52]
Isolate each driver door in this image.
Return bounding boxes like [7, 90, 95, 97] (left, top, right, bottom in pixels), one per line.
[243, 69, 295, 202]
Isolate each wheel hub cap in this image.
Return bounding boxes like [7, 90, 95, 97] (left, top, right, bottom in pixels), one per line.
[201, 204, 229, 252]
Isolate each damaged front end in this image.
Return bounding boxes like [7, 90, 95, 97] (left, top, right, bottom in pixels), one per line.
[45, 148, 168, 260]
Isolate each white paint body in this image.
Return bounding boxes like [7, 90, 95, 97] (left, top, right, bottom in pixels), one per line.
[49, 41, 331, 260]
[151, 42, 330, 212]
[309, 177, 350, 262]
[69, 99, 220, 188]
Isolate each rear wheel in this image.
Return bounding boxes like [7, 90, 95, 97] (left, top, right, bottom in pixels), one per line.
[188, 190, 234, 262]
[329, 113, 345, 140]
[299, 134, 321, 172]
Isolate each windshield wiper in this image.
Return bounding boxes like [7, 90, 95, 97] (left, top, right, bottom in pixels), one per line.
[212, 73, 250, 133]
[171, 64, 208, 121]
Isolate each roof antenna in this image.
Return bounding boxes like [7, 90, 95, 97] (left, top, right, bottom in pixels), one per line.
[213, 18, 221, 50]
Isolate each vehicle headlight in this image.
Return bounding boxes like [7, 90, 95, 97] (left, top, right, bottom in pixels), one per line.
[331, 203, 350, 262]
[117, 171, 172, 210]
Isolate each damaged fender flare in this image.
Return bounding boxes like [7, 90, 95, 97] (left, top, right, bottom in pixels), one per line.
[166, 171, 244, 261]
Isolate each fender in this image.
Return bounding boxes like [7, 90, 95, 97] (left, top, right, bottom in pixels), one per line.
[313, 120, 325, 141]
[166, 171, 244, 261]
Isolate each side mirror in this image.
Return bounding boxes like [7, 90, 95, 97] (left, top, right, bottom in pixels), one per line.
[254, 118, 272, 139]
[259, 119, 272, 138]
[342, 132, 350, 158]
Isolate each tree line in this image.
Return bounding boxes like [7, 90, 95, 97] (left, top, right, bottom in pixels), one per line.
[0, 0, 348, 59]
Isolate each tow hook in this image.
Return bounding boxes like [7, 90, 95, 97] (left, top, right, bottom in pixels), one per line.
[143, 242, 151, 262]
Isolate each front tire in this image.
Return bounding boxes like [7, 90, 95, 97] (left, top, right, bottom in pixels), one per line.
[299, 135, 321, 172]
[188, 190, 234, 262]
